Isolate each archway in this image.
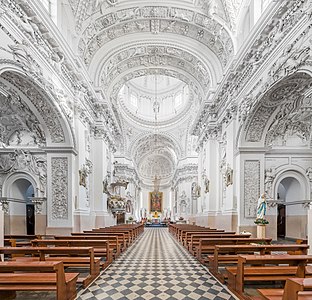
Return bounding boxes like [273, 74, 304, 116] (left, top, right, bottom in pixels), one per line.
[276, 176, 307, 240]
[8, 178, 34, 235]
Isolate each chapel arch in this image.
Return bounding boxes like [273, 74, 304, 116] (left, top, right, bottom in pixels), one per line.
[1, 172, 38, 235]
[238, 72, 312, 148]
[268, 166, 310, 239]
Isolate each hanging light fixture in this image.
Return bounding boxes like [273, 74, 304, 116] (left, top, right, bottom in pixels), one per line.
[152, 73, 161, 192]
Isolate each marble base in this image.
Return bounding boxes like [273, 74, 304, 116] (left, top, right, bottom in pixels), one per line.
[257, 225, 266, 238]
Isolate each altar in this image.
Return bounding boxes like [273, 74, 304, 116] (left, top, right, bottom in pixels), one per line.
[151, 217, 160, 224]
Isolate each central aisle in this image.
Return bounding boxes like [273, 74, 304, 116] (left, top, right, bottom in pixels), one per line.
[77, 228, 237, 299]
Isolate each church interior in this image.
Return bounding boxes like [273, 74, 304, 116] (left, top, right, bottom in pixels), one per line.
[0, 0, 312, 299]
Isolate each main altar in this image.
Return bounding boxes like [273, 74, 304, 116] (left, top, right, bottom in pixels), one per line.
[151, 210, 161, 224]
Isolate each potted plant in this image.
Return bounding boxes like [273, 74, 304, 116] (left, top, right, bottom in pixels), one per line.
[254, 218, 269, 225]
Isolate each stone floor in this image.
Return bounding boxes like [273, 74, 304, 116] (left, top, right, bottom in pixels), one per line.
[77, 228, 238, 300]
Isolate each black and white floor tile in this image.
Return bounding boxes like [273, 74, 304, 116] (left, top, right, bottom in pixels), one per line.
[77, 228, 238, 300]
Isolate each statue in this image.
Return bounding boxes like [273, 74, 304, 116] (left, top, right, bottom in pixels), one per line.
[256, 193, 267, 220]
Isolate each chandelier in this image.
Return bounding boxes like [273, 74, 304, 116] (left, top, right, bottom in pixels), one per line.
[152, 74, 161, 192]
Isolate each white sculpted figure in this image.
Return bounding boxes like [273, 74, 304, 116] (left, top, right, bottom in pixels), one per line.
[256, 193, 267, 220]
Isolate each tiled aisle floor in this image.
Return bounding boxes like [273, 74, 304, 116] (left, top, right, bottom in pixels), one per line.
[77, 228, 238, 300]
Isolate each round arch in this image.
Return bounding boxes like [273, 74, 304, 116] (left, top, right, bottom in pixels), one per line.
[2, 171, 39, 198]
[272, 168, 309, 202]
[0, 63, 75, 148]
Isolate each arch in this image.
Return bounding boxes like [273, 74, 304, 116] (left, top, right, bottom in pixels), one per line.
[78, 6, 234, 70]
[2, 171, 39, 198]
[239, 72, 312, 148]
[92, 39, 220, 90]
[272, 168, 309, 202]
[0, 63, 75, 148]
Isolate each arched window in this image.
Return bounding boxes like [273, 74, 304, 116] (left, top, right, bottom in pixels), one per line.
[40, 0, 57, 22]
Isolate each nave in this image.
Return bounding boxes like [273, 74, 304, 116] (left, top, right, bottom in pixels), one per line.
[77, 228, 236, 300]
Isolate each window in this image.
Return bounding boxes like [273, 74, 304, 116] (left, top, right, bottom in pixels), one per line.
[174, 93, 182, 108]
[130, 94, 137, 107]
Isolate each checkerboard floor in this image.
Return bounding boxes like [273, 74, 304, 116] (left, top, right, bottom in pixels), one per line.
[77, 228, 238, 300]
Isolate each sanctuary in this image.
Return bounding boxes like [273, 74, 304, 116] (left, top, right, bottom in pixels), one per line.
[0, 0, 311, 249]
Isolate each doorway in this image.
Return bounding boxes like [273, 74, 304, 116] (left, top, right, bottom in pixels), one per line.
[10, 178, 35, 234]
[116, 213, 125, 224]
[277, 176, 305, 239]
[277, 204, 285, 238]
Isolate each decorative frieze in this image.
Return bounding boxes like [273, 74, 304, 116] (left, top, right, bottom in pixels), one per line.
[2, 73, 66, 143]
[51, 157, 68, 220]
[79, 6, 233, 68]
[244, 160, 260, 218]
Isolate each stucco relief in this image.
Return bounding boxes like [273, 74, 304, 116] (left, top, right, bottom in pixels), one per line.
[79, 6, 233, 67]
[245, 74, 312, 143]
[0, 150, 47, 195]
[111, 68, 202, 104]
[0, 86, 46, 147]
[192, 0, 308, 133]
[244, 160, 260, 218]
[100, 45, 210, 91]
[51, 157, 68, 220]
[2, 73, 65, 143]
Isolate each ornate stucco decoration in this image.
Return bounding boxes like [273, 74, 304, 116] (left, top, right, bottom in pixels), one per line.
[2, 73, 66, 143]
[51, 157, 68, 220]
[244, 73, 312, 144]
[244, 160, 260, 218]
[178, 190, 190, 214]
[110, 68, 203, 105]
[0, 86, 46, 147]
[192, 0, 310, 131]
[79, 6, 234, 68]
[113, 163, 140, 186]
[105, 178, 129, 215]
[79, 159, 93, 188]
[264, 168, 276, 198]
[31, 197, 46, 214]
[99, 44, 211, 93]
[0, 150, 47, 195]
[172, 164, 198, 187]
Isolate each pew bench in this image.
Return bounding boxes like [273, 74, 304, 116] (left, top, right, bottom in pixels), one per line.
[78, 232, 128, 251]
[188, 233, 251, 255]
[209, 244, 310, 281]
[226, 254, 312, 297]
[31, 239, 112, 268]
[55, 235, 121, 258]
[0, 246, 100, 288]
[0, 261, 78, 300]
[196, 238, 272, 262]
[257, 278, 312, 300]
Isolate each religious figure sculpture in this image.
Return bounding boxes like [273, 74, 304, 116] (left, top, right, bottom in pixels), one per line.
[256, 193, 267, 220]
[264, 168, 275, 197]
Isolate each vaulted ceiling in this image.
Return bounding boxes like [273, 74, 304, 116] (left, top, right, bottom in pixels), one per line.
[67, 0, 241, 184]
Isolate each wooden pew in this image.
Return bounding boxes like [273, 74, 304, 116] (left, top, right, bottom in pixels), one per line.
[0, 246, 100, 288]
[187, 233, 251, 255]
[55, 235, 121, 258]
[168, 224, 207, 238]
[31, 239, 112, 268]
[0, 261, 78, 300]
[258, 278, 312, 300]
[92, 228, 135, 244]
[79, 231, 128, 250]
[4, 235, 42, 247]
[196, 237, 272, 262]
[183, 231, 238, 248]
[210, 244, 310, 282]
[179, 229, 226, 243]
[226, 254, 312, 297]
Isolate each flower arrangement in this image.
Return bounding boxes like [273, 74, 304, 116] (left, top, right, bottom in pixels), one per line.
[254, 218, 269, 225]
